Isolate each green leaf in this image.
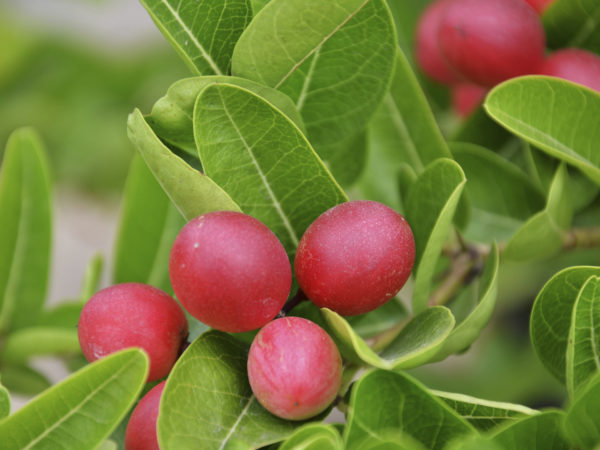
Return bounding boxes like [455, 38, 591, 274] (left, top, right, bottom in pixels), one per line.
[530, 266, 600, 383]
[433, 390, 538, 432]
[344, 370, 474, 449]
[434, 244, 499, 360]
[319, 130, 368, 188]
[80, 254, 103, 302]
[193, 83, 347, 258]
[280, 424, 343, 450]
[490, 410, 569, 450]
[405, 158, 466, 312]
[346, 298, 408, 339]
[353, 431, 428, 450]
[484, 76, 600, 186]
[139, 0, 252, 75]
[543, 0, 600, 53]
[0, 365, 51, 396]
[566, 276, 600, 397]
[232, 0, 396, 171]
[0, 327, 80, 364]
[564, 372, 600, 449]
[127, 108, 241, 221]
[36, 301, 83, 329]
[451, 108, 512, 152]
[149, 76, 306, 154]
[158, 331, 305, 449]
[0, 348, 148, 450]
[0, 384, 9, 419]
[97, 440, 118, 450]
[504, 164, 572, 261]
[113, 154, 185, 293]
[250, 0, 270, 14]
[0, 128, 52, 332]
[322, 306, 455, 370]
[444, 434, 503, 450]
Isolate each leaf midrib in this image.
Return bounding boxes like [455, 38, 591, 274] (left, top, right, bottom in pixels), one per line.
[218, 395, 255, 449]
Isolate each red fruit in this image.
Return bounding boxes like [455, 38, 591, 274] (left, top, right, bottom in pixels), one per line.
[125, 381, 165, 450]
[452, 83, 488, 118]
[415, 0, 459, 84]
[525, 0, 553, 14]
[169, 211, 291, 333]
[540, 48, 600, 93]
[247, 317, 342, 420]
[438, 0, 546, 87]
[294, 200, 415, 316]
[78, 283, 188, 382]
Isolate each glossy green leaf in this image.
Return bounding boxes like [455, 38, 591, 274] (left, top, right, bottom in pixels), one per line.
[80, 254, 103, 302]
[566, 276, 600, 397]
[127, 108, 241, 221]
[0, 348, 148, 450]
[319, 130, 368, 188]
[543, 0, 600, 53]
[193, 83, 347, 258]
[346, 298, 408, 339]
[344, 370, 474, 449]
[97, 440, 117, 450]
[530, 266, 600, 383]
[322, 306, 455, 370]
[564, 372, 600, 448]
[433, 390, 538, 432]
[0, 128, 52, 332]
[444, 435, 503, 450]
[353, 431, 427, 450]
[139, 0, 252, 75]
[490, 410, 569, 450]
[504, 164, 572, 261]
[149, 76, 305, 154]
[250, 0, 270, 14]
[280, 424, 343, 450]
[113, 154, 185, 293]
[0, 365, 51, 396]
[485, 77, 600, 185]
[232, 0, 396, 172]
[405, 158, 466, 312]
[158, 331, 305, 449]
[435, 244, 499, 360]
[0, 327, 80, 364]
[0, 384, 9, 419]
[451, 108, 512, 152]
[36, 301, 83, 329]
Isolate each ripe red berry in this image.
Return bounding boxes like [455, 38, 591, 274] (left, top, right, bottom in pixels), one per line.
[438, 0, 546, 87]
[294, 200, 415, 316]
[540, 48, 600, 93]
[525, 0, 553, 14]
[125, 381, 165, 450]
[247, 317, 342, 420]
[415, 0, 459, 85]
[169, 211, 291, 333]
[452, 83, 488, 118]
[78, 283, 188, 382]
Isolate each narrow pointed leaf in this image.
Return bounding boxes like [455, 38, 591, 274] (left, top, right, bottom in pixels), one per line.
[127, 108, 241, 221]
[0, 384, 9, 419]
[193, 83, 347, 258]
[158, 331, 306, 449]
[0, 365, 51, 396]
[490, 410, 569, 450]
[485, 77, 600, 185]
[80, 254, 103, 302]
[35, 301, 83, 329]
[280, 424, 343, 450]
[543, 0, 600, 53]
[0, 348, 148, 450]
[405, 158, 466, 312]
[344, 370, 475, 449]
[113, 154, 185, 293]
[0, 128, 51, 332]
[530, 266, 600, 383]
[0, 327, 80, 364]
[139, 0, 252, 75]
[564, 372, 600, 448]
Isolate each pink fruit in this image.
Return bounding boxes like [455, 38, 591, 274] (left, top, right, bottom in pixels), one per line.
[294, 200, 415, 316]
[452, 83, 488, 117]
[438, 0, 546, 87]
[169, 211, 291, 333]
[125, 381, 165, 450]
[525, 0, 553, 14]
[540, 48, 600, 93]
[247, 317, 342, 420]
[78, 283, 188, 382]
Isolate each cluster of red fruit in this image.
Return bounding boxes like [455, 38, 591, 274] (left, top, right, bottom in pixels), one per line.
[416, 0, 600, 117]
[77, 200, 415, 449]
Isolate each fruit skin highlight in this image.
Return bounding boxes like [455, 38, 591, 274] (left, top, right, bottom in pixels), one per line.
[540, 48, 600, 93]
[124, 381, 165, 450]
[294, 200, 415, 316]
[247, 317, 342, 420]
[169, 211, 291, 333]
[77, 283, 188, 382]
[438, 0, 545, 87]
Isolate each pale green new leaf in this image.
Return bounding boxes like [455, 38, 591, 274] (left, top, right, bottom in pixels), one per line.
[158, 331, 305, 449]
[0, 128, 51, 332]
[0, 348, 148, 450]
[530, 266, 600, 383]
[490, 410, 569, 450]
[543, 0, 600, 53]
[279, 424, 343, 450]
[0, 384, 9, 419]
[344, 370, 474, 449]
[564, 372, 600, 448]
[113, 154, 185, 293]
[405, 158, 466, 312]
[485, 76, 600, 185]
[139, 0, 252, 75]
[127, 108, 241, 221]
[566, 276, 600, 397]
[193, 83, 347, 258]
[0, 327, 80, 364]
